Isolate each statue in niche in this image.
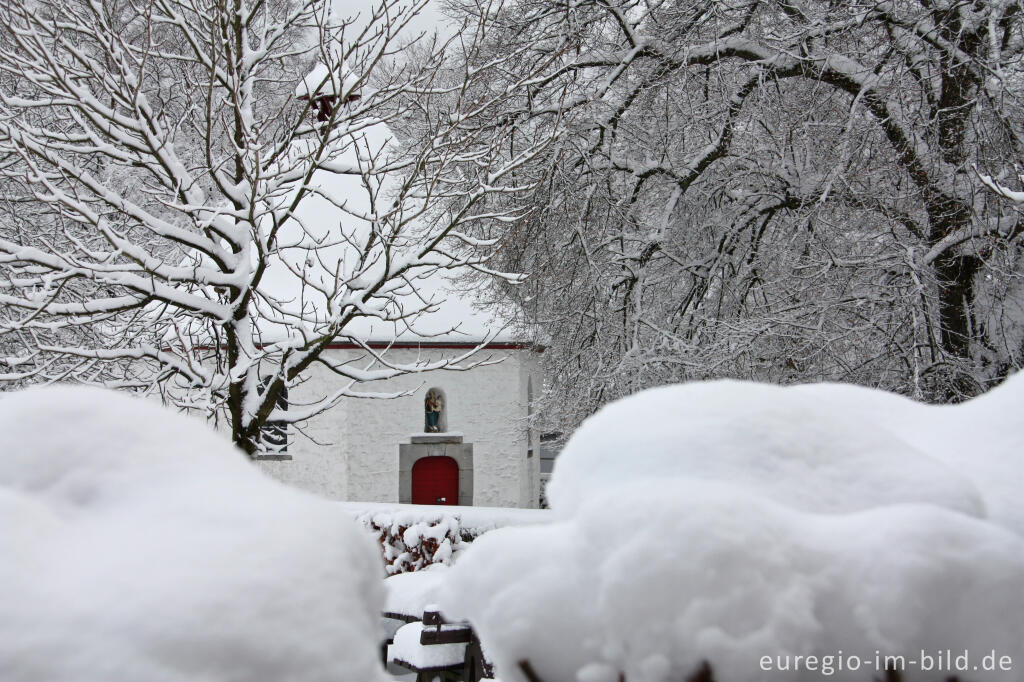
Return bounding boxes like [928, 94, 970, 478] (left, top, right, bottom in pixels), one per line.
[425, 389, 444, 432]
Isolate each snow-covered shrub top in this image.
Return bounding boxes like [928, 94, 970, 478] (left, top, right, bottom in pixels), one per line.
[0, 386, 389, 682]
[442, 376, 1024, 682]
[345, 503, 552, 575]
[359, 510, 466, 575]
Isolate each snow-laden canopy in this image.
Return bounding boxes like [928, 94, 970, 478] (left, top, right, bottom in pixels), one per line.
[0, 387, 389, 682]
[440, 375, 1024, 682]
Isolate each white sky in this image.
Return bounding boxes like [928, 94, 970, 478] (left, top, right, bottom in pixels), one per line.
[332, 0, 449, 39]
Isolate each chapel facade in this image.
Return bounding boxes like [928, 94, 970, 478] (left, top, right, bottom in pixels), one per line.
[256, 342, 543, 508]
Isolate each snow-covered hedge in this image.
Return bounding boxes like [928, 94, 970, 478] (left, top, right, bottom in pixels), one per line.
[357, 511, 466, 575]
[441, 375, 1024, 682]
[0, 387, 390, 682]
[344, 503, 552, 575]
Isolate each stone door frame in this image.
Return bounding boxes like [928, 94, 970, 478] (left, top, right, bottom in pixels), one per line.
[399, 434, 473, 506]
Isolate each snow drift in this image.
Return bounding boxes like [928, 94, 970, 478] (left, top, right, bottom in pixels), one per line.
[0, 386, 389, 682]
[445, 481, 1024, 682]
[547, 374, 1024, 533]
[442, 375, 1024, 682]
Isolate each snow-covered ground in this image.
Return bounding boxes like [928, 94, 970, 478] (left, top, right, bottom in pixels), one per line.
[441, 375, 1024, 682]
[0, 386, 390, 682]
[340, 500, 551, 534]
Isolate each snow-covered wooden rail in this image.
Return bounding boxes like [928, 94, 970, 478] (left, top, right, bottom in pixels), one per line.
[387, 607, 491, 682]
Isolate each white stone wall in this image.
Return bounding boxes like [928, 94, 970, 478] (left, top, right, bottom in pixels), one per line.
[257, 346, 542, 508]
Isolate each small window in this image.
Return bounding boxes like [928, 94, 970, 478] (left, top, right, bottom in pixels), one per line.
[424, 387, 447, 433]
[259, 379, 289, 454]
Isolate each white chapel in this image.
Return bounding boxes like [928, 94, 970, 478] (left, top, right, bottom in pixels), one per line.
[252, 63, 542, 508]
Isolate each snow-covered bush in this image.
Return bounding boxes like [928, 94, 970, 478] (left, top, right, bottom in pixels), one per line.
[358, 511, 467, 575]
[0, 387, 389, 682]
[346, 505, 551, 574]
[441, 376, 1024, 682]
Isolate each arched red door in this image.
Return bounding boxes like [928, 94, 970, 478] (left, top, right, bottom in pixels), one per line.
[412, 456, 459, 505]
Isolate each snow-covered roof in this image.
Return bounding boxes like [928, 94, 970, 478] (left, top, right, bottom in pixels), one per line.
[335, 273, 520, 345]
[293, 61, 360, 100]
[257, 70, 522, 347]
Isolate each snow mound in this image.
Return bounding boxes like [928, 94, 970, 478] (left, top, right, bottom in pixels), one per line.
[441, 376, 1024, 682]
[0, 386, 389, 682]
[443, 481, 1024, 682]
[847, 373, 1024, 535]
[546, 379, 989, 521]
[384, 564, 451, 619]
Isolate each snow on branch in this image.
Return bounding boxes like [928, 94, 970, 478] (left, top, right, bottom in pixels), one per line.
[976, 166, 1024, 206]
[0, 0, 558, 456]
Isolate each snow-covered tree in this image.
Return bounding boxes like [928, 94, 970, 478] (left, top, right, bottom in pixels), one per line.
[451, 0, 1024, 430]
[0, 0, 560, 455]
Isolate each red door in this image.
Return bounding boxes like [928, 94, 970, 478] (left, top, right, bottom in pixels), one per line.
[412, 456, 459, 505]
